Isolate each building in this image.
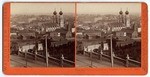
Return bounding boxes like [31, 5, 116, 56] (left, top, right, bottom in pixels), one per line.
[59, 10, 65, 28]
[50, 28, 67, 38]
[108, 22, 126, 32]
[82, 30, 102, 39]
[19, 43, 43, 52]
[81, 40, 109, 53]
[84, 44, 101, 52]
[66, 20, 72, 38]
[17, 30, 36, 40]
[41, 9, 73, 39]
[108, 9, 131, 32]
[124, 9, 130, 28]
[115, 28, 133, 38]
[114, 22, 139, 39]
[132, 23, 139, 38]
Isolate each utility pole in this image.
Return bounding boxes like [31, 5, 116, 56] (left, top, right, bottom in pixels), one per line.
[35, 33, 37, 61]
[61, 54, 64, 67]
[90, 50, 93, 67]
[45, 35, 48, 67]
[25, 43, 30, 68]
[110, 34, 114, 67]
[25, 50, 27, 67]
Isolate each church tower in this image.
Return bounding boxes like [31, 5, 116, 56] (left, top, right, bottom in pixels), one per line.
[59, 9, 65, 28]
[118, 9, 124, 23]
[125, 9, 130, 28]
[132, 22, 138, 38]
[52, 9, 58, 24]
[66, 20, 72, 38]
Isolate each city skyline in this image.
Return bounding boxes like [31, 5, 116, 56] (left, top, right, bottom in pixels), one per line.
[10, 2, 142, 68]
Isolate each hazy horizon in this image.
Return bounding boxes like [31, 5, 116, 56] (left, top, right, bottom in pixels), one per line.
[11, 3, 75, 15]
[77, 3, 141, 15]
[11, 3, 141, 15]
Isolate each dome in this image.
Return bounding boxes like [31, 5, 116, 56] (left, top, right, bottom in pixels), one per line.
[53, 11, 57, 15]
[59, 11, 63, 15]
[119, 10, 123, 15]
[125, 10, 129, 15]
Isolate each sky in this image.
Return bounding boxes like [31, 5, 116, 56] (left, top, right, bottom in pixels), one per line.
[11, 3, 141, 15]
[11, 3, 75, 15]
[77, 3, 141, 15]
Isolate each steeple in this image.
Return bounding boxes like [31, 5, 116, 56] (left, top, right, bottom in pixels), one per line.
[125, 8, 130, 28]
[59, 8, 64, 28]
[52, 8, 58, 24]
[125, 8, 129, 15]
[119, 8, 123, 15]
[118, 8, 124, 23]
[59, 8, 63, 15]
[53, 8, 57, 15]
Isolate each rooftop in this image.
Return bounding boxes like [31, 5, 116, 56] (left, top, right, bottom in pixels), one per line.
[109, 22, 126, 27]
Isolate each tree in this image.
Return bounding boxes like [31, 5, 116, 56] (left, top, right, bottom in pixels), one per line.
[95, 35, 100, 39]
[11, 41, 19, 54]
[17, 35, 23, 40]
[29, 36, 35, 39]
[84, 34, 89, 39]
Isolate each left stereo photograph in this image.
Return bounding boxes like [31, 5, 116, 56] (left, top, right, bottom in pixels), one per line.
[9, 3, 76, 67]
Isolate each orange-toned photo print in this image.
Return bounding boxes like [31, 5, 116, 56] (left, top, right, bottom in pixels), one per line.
[3, 2, 148, 75]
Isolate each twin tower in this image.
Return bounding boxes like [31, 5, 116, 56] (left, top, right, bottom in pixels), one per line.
[118, 9, 130, 28]
[52, 9, 64, 28]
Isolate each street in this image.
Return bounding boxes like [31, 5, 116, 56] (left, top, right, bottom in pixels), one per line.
[76, 54, 125, 67]
[10, 55, 58, 67]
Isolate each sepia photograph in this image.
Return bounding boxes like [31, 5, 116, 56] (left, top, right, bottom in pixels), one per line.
[3, 2, 148, 75]
[10, 3, 75, 67]
[76, 3, 141, 67]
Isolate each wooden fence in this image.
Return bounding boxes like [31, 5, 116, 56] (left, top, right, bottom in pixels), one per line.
[84, 51, 141, 67]
[18, 51, 75, 67]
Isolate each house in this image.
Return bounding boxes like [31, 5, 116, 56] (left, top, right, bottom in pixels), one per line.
[19, 43, 43, 52]
[103, 42, 109, 50]
[17, 30, 37, 40]
[108, 22, 126, 32]
[50, 28, 67, 38]
[83, 30, 102, 39]
[115, 28, 133, 38]
[83, 42, 109, 52]
[19, 44, 35, 52]
[10, 28, 18, 36]
[10, 30, 18, 40]
[76, 32, 84, 40]
[80, 38, 106, 51]
[116, 39, 135, 46]
[84, 44, 101, 52]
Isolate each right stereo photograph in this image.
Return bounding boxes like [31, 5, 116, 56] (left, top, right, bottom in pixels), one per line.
[76, 3, 141, 68]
